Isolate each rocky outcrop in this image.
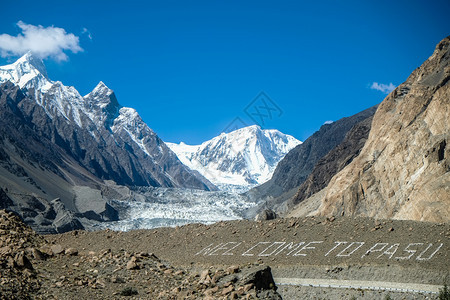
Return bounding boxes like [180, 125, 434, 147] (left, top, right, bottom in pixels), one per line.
[0, 210, 45, 299]
[49, 199, 84, 234]
[309, 36, 450, 222]
[0, 188, 13, 209]
[255, 209, 278, 221]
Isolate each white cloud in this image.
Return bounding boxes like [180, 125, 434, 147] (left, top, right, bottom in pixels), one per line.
[370, 82, 396, 94]
[0, 21, 83, 61]
[323, 120, 334, 125]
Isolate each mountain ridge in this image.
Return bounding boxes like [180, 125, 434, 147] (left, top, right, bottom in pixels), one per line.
[0, 52, 214, 190]
[0, 53, 218, 233]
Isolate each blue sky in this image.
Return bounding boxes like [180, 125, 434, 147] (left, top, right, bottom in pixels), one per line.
[1, 0, 449, 144]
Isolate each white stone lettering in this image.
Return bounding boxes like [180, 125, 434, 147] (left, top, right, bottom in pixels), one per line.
[324, 241, 347, 257]
[377, 243, 399, 259]
[258, 242, 286, 257]
[361, 243, 388, 258]
[195, 243, 221, 256]
[222, 242, 242, 256]
[337, 242, 365, 257]
[242, 242, 270, 256]
[195, 240, 444, 262]
[416, 243, 443, 261]
[274, 242, 305, 256]
[395, 243, 423, 260]
[293, 241, 323, 256]
[207, 242, 242, 256]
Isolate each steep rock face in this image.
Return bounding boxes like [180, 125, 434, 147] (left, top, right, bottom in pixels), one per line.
[246, 106, 377, 203]
[315, 37, 450, 222]
[167, 125, 301, 192]
[291, 113, 375, 206]
[0, 82, 98, 233]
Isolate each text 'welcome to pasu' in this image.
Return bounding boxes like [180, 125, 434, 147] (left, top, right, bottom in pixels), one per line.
[195, 240, 443, 262]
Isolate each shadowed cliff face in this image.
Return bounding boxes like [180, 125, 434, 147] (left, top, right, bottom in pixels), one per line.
[290, 114, 375, 206]
[265, 105, 377, 195]
[312, 36, 450, 222]
[244, 105, 377, 218]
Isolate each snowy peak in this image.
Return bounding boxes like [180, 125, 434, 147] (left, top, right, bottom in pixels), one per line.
[113, 107, 145, 132]
[0, 51, 52, 92]
[167, 126, 302, 192]
[84, 81, 120, 127]
[18, 51, 48, 78]
[85, 81, 114, 99]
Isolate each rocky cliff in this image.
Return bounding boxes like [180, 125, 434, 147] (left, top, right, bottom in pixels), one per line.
[291, 113, 375, 205]
[294, 37, 450, 222]
[244, 105, 377, 217]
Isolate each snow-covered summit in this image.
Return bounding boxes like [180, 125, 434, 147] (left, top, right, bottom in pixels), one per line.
[15, 51, 49, 78]
[0, 51, 52, 92]
[167, 125, 301, 193]
[85, 81, 114, 98]
[0, 53, 121, 129]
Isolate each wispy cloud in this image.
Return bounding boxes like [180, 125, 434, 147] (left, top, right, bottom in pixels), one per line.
[82, 27, 92, 40]
[323, 120, 333, 125]
[370, 82, 396, 94]
[0, 21, 83, 61]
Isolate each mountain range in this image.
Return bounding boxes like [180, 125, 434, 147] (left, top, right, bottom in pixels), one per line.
[0, 37, 448, 234]
[0, 52, 299, 232]
[0, 52, 214, 190]
[0, 52, 222, 233]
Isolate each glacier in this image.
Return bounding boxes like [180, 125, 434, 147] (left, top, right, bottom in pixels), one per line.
[92, 187, 257, 231]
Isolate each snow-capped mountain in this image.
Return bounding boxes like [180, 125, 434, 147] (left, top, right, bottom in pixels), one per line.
[0, 52, 215, 191]
[167, 125, 302, 192]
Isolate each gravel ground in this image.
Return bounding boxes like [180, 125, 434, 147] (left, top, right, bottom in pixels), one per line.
[44, 216, 449, 299]
[2, 210, 448, 299]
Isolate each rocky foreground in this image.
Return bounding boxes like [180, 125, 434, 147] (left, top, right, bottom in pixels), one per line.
[0, 209, 279, 299]
[1, 209, 449, 299]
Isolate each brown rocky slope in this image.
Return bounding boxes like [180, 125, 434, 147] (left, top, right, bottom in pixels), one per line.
[289, 36, 450, 222]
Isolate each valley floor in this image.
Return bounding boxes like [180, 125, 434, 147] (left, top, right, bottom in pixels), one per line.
[2, 210, 449, 299]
